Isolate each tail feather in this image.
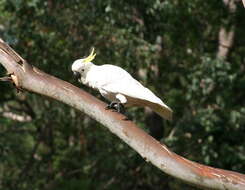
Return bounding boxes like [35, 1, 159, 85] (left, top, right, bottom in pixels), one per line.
[147, 102, 173, 121]
[124, 95, 173, 121]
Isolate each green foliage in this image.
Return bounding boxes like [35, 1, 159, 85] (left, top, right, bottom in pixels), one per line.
[0, 0, 244, 189]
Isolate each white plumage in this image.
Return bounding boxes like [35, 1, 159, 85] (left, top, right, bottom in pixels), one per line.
[71, 49, 173, 121]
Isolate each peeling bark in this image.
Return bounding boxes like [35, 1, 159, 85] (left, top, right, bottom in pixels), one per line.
[217, 27, 235, 59]
[0, 40, 245, 190]
[217, 0, 236, 59]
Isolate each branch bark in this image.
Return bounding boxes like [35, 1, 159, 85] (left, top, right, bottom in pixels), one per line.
[0, 40, 245, 190]
[217, 0, 236, 59]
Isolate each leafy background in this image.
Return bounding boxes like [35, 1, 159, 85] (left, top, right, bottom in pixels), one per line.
[0, 0, 244, 189]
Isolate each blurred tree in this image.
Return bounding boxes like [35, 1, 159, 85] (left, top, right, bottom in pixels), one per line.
[0, 0, 244, 189]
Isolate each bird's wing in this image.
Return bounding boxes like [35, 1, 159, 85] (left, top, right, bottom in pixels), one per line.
[98, 67, 173, 120]
[142, 100, 173, 121]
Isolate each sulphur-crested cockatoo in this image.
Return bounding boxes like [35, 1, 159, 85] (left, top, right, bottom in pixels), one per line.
[71, 48, 173, 121]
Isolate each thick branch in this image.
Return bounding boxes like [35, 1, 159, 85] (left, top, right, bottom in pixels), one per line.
[0, 40, 245, 190]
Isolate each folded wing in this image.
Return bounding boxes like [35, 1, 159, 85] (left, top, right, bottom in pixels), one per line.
[100, 68, 173, 121]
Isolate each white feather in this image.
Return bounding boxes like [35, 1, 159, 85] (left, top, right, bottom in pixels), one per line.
[72, 61, 173, 121]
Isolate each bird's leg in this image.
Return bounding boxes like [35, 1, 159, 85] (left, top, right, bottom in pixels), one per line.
[105, 101, 119, 110]
[114, 102, 125, 114]
[115, 103, 132, 120]
[105, 101, 131, 120]
[105, 101, 125, 114]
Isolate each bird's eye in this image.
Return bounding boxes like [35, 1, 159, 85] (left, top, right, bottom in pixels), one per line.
[81, 69, 85, 72]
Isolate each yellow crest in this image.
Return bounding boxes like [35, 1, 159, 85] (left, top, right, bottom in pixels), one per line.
[83, 47, 96, 63]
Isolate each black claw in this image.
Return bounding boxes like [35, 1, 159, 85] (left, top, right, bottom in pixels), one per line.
[105, 101, 125, 114]
[105, 101, 118, 110]
[115, 102, 125, 114]
[105, 101, 132, 120]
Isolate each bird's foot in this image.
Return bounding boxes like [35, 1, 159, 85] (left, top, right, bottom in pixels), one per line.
[105, 101, 125, 114]
[105, 102, 132, 120]
[105, 101, 117, 110]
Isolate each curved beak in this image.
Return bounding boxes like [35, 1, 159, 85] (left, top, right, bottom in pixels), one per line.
[73, 71, 81, 80]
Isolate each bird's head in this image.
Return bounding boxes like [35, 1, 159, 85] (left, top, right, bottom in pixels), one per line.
[71, 48, 96, 83]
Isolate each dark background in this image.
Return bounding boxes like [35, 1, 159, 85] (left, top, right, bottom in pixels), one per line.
[0, 0, 244, 189]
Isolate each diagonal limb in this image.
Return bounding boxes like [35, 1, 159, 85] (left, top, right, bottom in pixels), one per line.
[0, 39, 245, 190]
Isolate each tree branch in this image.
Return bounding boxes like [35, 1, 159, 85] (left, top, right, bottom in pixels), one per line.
[0, 40, 244, 190]
[217, 0, 236, 59]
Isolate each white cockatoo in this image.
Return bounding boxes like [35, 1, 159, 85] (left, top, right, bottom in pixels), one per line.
[71, 48, 173, 121]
